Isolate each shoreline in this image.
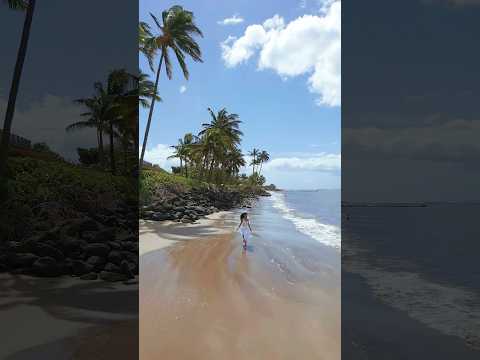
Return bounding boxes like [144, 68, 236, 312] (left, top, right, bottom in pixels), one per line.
[139, 210, 235, 256]
[140, 198, 340, 359]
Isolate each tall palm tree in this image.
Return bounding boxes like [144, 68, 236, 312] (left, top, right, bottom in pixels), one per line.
[138, 71, 161, 109]
[168, 133, 194, 177]
[225, 148, 246, 178]
[139, 6, 203, 169]
[248, 148, 260, 176]
[257, 150, 270, 176]
[0, 0, 36, 176]
[139, 22, 156, 71]
[199, 108, 243, 147]
[197, 108, 243, 181]
[112, 71, 142, 174]
[106, 69, 133, 174]
[67, 85, 112, 166]
[67, 70, 133, 174]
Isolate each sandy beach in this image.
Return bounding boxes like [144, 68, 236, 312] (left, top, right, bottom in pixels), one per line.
[140, 197, 340, 360]
[0, 274, 138, 360]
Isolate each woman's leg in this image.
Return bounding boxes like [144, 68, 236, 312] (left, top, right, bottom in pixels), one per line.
[242, 234, 247, 249]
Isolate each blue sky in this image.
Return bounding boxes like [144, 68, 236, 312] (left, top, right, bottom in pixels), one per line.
[139, 0, 341, 190]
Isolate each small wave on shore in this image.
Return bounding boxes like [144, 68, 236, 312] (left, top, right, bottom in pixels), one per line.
[269, 191, 341, 249]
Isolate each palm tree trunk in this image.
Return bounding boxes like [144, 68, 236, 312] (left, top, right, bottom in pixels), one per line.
[109, 120, 115, 174]
[123, 139, 128, 174]
[139, 53, 163, 170]
[259, 162, 263, 176]
[201, 156, 208, 180]
[0, 0, 36, 177]
[99, 129, 105, 165]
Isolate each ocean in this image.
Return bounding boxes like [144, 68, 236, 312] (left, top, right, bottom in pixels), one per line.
[229, 189, 341, 286]
[343, 203, 480, 358]
[269, 190, 341, 249]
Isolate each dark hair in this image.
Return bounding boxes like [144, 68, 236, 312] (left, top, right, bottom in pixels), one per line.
[240, 212, 248, 221]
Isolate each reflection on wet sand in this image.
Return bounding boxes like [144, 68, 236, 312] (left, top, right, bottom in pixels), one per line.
[140, 229, 340, 360]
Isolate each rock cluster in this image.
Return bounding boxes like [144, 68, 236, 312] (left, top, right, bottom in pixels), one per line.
[141, 185, 260, 223]
[0, 201, 137, 282]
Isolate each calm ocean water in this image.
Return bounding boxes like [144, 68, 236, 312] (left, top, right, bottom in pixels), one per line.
[343, 204, 480, 353]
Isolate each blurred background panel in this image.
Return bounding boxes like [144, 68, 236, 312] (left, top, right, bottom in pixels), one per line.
[342, 0, 480, 359]
[0, 1, 138, 358]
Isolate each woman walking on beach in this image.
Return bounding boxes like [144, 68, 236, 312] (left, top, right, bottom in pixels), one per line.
[237, 212, 253, 250]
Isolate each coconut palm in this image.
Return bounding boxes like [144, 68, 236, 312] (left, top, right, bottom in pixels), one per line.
[196, 108, 243, 181]
[139, 22, 157, 71]
[168, 133, 194, 177]
[111, 71, 143, 173]
[105, 69, 132, 174]
[139, 5, 203, 169]
[199, 108, 243, 147]
[257, 150, 270, 176]
[67, 69, 134, 174]
[138, 71, 161, 108]
[0, 0, 36, 176]
[248, 148, 260, 176]
[67, 86, 112, 166]
[225, 148, 246, 178]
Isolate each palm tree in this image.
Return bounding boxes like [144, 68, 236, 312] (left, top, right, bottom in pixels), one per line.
[112, 71, 142, 174]
[257, 150, 270, 176]
[225, 148, 246, 178]
[139, 22, 157, 71]
[168, 133, 194, 177]
[248, 148, 260, 176]
[0, 0, 36, 176]
[67, 85, 112, 166]
[139, 6, 203, 169]
[67, 70, 134, 174]
[138, 71, 161, 109]
[197, 108, 243, 181]
[199, 108, 243, 147]
[105, 69, 133, 174]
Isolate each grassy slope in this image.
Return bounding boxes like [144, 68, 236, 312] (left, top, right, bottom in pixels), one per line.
[1, 157, 136, 242]
[140, 167, 269, 208]
[7, 157, 136, 204]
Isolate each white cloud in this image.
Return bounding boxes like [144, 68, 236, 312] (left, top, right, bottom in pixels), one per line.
[179, 85, 187, 94]
[241, 152, 340, 173]
[0, 94, 96, 161]
[143, 143, 179, 170]
[217, 14, 244, 26]
[343, 119, 480, 163]
[221, 1, 341, 106]
[264, 152, 341, 172]
[240, 152, 340, 189]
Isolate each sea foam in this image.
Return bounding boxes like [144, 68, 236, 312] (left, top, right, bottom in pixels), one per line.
[270, 192, 341, 249]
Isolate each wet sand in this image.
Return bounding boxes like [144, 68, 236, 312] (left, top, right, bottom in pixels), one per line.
[140, 213, 340, 360]
[0, 274, 138, 360]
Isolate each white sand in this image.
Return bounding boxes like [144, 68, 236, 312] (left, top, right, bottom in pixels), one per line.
[139, 211, 236, 256]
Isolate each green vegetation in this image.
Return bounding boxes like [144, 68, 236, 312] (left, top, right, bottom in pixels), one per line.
[66, 69, 141, 175]
[166, 107, 270, 187]
[6, 157, 135, 204]
[1, 157, 136, 242]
